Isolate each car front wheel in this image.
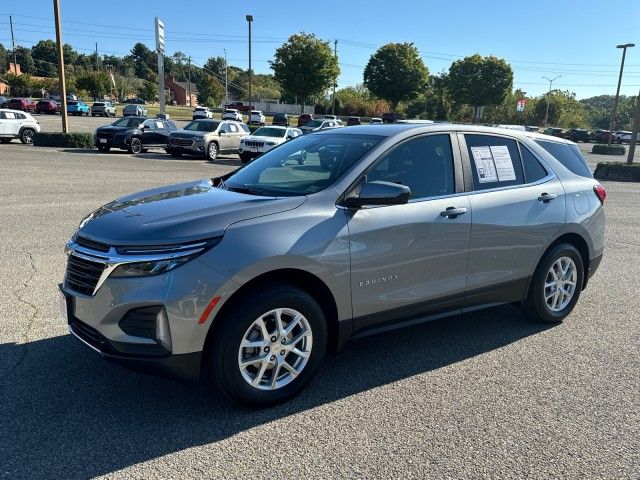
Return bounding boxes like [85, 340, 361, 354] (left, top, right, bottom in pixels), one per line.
[128, 137, 142, 154]
[20, 128, 35, 144]
[523, 243, 584, 323]
[208, 284, 327, 406]
[207, 142, 218, 161]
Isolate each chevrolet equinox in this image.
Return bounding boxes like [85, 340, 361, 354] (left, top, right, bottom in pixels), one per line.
[60, 124, 605, 406]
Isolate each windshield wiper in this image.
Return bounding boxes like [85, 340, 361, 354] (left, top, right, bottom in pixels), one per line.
[225, 185, 276, 196]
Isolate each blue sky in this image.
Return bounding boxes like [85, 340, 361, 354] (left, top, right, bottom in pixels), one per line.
[1, 0, 640, 99]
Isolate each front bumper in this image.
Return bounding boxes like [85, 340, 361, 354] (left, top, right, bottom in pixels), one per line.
[94, 134, 129, 149]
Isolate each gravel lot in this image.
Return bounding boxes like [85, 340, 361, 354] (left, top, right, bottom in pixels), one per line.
[1, 142, 638, 479]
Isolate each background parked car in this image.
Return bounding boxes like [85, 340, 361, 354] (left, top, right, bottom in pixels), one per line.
[525, 126, 540, 132]
[221, 109, 243, 121]
[168, 119, 249, 160]
[272, 113, 290, 126]
[36, 99, 58, 114]
[297, 113, 314, 127]
[566, 128, 591, 142]
[369, 117, 383, 124]
[613, 130, 635, 144]
[299, 119, 343, 134]
[94, 117, 177, 153]
[91, 101, 116, 117]
[67, 101, 90, 116]
[382, 112, 404, 123]
[238, 126, 302, 163]
[123, 104, 148, 117]
[590, 129, 612, 143]
[125, 98, 146, 104]
[0, 96, 8, 107]
[542, 127, 565, 138]
[192, 106, 214, 120]
[0, 109, 41, 144]
[347, 116, 361, 126]
[7, 98, 37, 112]
[249, 110, 266, 126]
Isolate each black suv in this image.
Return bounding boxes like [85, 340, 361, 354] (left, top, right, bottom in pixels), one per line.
[566, 128, 590, 143]
[272, 113, 290, 126]
[94, 117, 177, 153]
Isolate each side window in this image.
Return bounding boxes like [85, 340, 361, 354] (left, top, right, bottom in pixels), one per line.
[1, 112, 16, 119]
[519, 144, 548, 183]
[367, 134, 455, 200]
[16, 112, 26, 120]
[155, 121, 164, 129]
[465, 134, 524, 190]
[228, 123, 239, 133]
[534, 140, 593, 178]
[219, 123, 230, 133]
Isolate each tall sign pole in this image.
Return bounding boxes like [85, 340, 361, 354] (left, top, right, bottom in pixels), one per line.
[53, 0, 68, 133]
[224, 49, 229, 108]
[155, 17, 166, 118]
[246, 15, 253, 109]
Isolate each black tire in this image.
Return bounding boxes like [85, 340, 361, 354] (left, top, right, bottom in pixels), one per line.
[206, 141, 218, 161]
[91, 113, 95, 117]
[240, 153, 252, 164]
[20, 128, 35, 144]
[207, 284, 327, 407]
[522, 243, 584, 324]
[128, 137, 142, 154]
[96, 145, 110, 152]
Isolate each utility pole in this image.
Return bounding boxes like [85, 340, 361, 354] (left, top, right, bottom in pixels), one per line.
[332, 39, 338, 116]
[542, 75, 561, 127]
[224, 48, 229, 108]
[95, 42, 98, 71]
[9, 15, 17, 73]
[626, 90, 640, 164]
[609, 43, 635, 145]
[53, 0, 68, 133]
[246, 15, 253, 109]
[187, 56, 192, 106]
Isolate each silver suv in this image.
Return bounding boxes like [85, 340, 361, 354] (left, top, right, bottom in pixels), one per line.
[60, 125, 605, 406]
[167, 119, 249, 160]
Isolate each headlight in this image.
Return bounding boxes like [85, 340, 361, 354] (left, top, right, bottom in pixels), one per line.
[111, 255, 196, 277]
[194, 137, 204, 144]
[265, 141, 276, 146]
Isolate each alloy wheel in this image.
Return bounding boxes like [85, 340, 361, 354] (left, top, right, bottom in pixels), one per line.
[544, 256, 577, 312]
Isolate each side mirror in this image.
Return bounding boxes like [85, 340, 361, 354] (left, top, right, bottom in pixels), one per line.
[343, 181, 410, 209]
[286, 135, 293, 140]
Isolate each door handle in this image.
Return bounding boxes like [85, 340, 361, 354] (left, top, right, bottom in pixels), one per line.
[538, 192, 557, 202]
[440, 207, 468, 218]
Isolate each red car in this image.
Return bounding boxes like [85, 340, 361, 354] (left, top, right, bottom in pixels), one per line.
[7, 98, 37, 112]
[36, 99, 58, 114]
[297, 114, 314, 127]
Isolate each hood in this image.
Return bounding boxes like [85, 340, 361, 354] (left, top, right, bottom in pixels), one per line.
[96, 125, 135, 133]
[170, 129, 208, 139]
[76, 179, 306, 246]
[244, 135, 284, 143]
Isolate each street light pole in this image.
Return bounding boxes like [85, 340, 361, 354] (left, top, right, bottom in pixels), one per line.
[542, 75, 561, 127]
[246, 15, 253, 110]
[224, 48, 228, 109]
[609, 43, 635, 145]
[53, 0, 68, 133]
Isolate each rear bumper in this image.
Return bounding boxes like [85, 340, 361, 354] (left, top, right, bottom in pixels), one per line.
[68, 317, 203, 383]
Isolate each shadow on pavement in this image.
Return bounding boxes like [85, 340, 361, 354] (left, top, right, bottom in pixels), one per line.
[0, 305, 551, 479]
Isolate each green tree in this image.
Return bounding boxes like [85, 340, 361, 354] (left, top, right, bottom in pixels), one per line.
[270, 33, 339, 113]
[534, 90, 587, 127]
[127, 43, 157, 80]
[448, 54, 513, 121]
[14, 46, 35, 74]
[363, 42, 429, 113]
[4, 73, 34, 96]
[139, 80, 158, 102]
[196, 75, 224, 107]
[0, 43, 7, 74]
[75, 71, 112, 100]
[31, 40, 58, 76]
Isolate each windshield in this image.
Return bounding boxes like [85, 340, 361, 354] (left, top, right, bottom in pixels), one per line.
[224, 109, 237, 113]
[184, 120, 219, 132]
[223, 134, 382, 196]
[305, 120, 323, 128]
[252, 127, 286, 138]
[112, 117, 144, 128]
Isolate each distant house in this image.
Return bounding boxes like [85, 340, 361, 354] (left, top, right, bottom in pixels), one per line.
[164, 78, 198, 106]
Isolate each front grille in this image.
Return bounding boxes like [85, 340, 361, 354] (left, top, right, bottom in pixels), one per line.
[70, 318, 104, 348]
[75, 236, 110, 252]
[244, 140, 265, 148]
[171, 138, 194, 146]
[97, 132, 114, 139]
[65, 255, 106, 296]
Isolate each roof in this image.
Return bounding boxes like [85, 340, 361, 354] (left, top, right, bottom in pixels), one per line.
[169, 81, 198, 94]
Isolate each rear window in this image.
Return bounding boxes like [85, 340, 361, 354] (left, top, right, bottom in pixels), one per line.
[535, 140, 592, 178]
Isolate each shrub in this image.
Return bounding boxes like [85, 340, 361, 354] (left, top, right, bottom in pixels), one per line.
[592, 144, 625, 155]
[594, 162, 640, 182]
[33, 132, 95, 148]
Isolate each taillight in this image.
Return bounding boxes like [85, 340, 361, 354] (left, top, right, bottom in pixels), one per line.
[593, 184, 606, 205]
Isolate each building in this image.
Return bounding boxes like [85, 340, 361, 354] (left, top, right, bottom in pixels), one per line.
[164, 78, 198, 106]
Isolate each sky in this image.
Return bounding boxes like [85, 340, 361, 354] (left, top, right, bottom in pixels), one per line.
[1, 0, 640, 100]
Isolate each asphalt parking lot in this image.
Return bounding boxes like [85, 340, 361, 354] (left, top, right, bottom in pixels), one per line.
[1, 142, 638, 479]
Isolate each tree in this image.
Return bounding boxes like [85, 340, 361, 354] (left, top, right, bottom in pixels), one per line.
[533, 90, 588, 127]
[139, 80, 158, 102]
[448, 54, 513, 121]
[4, 74, 35, 96]
[0, 44, 7, 74]
[196, 75, 224, 107]
[75, 71, 112, 100]
[127, 43, 157, 80]
[270, 33, 339, 113]
[363, 42, 429, 113]
[14, 46, 35, 74]
[31, 40, 58, 76]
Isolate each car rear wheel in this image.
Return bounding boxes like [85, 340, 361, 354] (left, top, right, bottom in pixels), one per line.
[128, 137, 142, 154]
[207, 284, 327, 407]
[523, 243, 584, 324]
[20, 128, 35, 144]
[207, 142, 218, 161]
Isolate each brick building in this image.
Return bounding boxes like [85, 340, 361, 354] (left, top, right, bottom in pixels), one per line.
[164, 78, 198, 106]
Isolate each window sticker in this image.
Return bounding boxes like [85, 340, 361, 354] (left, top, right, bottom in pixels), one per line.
[470, 146, 498, 182]
[489, 145, 516, 181]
